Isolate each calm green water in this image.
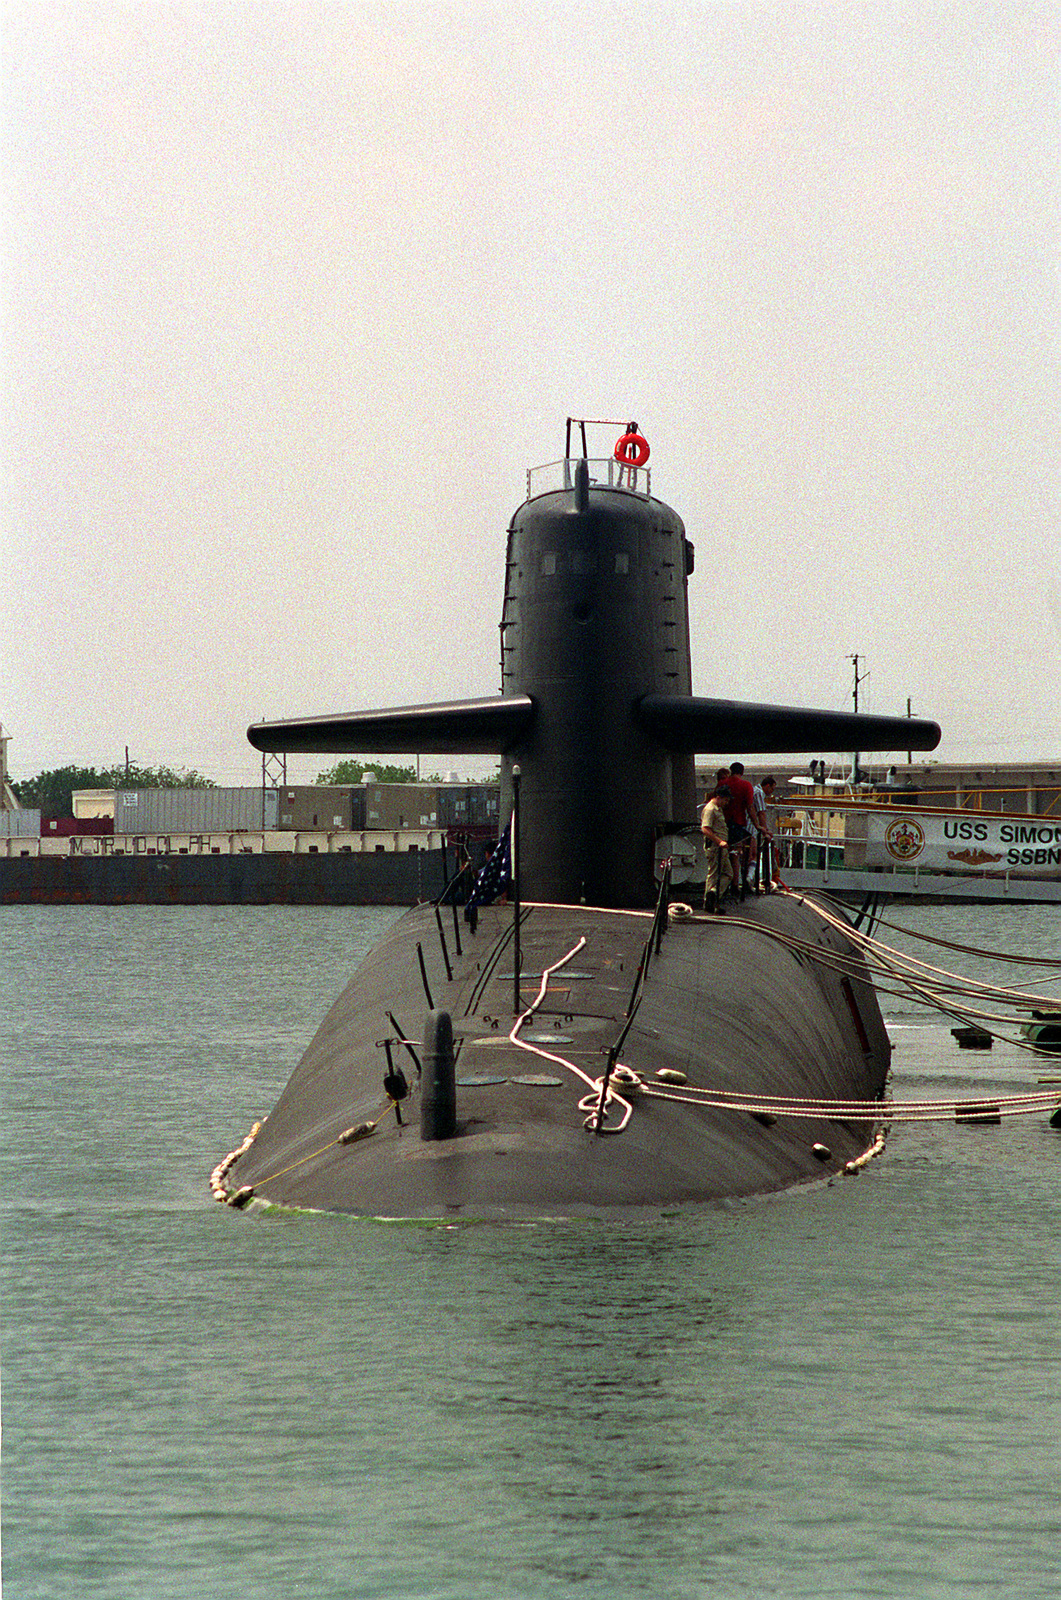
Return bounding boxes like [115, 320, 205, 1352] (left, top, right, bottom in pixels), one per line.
[3, 903, 1059, 1599]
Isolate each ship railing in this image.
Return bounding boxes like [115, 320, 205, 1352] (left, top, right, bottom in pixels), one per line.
[875, 784, 1061, 816]
[526, 458, 652, 501]
[787, 779, 1061, 815]
[776, 800, 1061, 895]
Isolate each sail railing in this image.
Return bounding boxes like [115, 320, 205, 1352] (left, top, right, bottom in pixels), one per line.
[585, 862, 671, 1135]
[620, 859, 672, 1027]
[526, 458, 652, 500]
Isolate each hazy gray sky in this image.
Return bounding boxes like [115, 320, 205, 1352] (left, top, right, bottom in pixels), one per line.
[5, 2, 1058, 786]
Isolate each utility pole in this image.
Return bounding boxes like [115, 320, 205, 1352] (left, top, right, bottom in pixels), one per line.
[848, 655, 869, 785]
[906, 698, 913, 765]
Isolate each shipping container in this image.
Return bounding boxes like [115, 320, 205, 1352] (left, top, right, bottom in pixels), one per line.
[360, 782, 500, 831]
[278, 787, 355, 831]
[42, 816, 114, 836]
[0, 808, 40, 838]
[114, 787, 280, 834]
[72, 789, 116, 819]
[362, 783, 439, 830]
[436, 785, 501, 828]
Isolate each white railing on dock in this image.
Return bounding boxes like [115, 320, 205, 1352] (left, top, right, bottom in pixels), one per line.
[777, 800, 1061, 901]
[0, 828, 450, 860]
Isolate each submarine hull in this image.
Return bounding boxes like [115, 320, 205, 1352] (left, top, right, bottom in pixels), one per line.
[230, 431, 938, 1215]
[224, 893, 889, 1217]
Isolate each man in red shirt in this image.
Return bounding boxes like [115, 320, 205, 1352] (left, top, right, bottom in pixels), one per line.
[722, 760, 757, 898]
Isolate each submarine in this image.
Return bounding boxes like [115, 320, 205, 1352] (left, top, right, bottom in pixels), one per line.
[215, 423, 941, 1217]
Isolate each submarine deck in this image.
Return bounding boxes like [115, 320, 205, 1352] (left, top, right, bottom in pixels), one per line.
[220, 893, 890, 1218]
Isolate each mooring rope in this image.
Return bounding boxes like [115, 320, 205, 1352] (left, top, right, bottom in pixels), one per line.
[211, 1098, 399, 1205]
[788, 892, 1061, 1054]
[245, 1099, 397, 1191]
[638, 1080, 1060, 1122]
[786, 890, 1059, 1006]
[816, 894, 1061, 967]
[695, 893, 1060, 1055]
[510, 901, 1061, 1127]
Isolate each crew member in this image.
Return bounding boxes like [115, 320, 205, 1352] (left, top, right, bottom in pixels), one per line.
[723, 761, 757, 899]
[750, 773, 774, 892]
[759, 775, 783, 888]
[700, 780, 733, 913]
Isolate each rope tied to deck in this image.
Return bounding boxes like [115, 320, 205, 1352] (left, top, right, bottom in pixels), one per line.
[504, 936, 634, 1134]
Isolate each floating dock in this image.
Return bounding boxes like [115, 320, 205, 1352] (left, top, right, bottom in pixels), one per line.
[0, 841, 448, 905]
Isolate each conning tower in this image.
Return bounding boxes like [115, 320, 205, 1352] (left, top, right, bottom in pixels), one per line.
[499, 449, 696, 907]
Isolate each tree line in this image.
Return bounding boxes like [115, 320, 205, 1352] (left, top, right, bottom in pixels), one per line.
[313, 761, 424, 786]
[12, 764, 217, 819]
[313, 762, 501, 785]
[14, 759, 498, 819]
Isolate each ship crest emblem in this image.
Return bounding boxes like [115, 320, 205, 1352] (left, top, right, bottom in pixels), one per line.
[885, 818, 925, 862]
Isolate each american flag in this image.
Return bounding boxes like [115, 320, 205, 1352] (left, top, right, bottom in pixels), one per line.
[463, 825, 512, 929]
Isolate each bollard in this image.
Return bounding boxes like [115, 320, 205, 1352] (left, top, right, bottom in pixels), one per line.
[951, 1025, 992, 1049]
[955, 1102, 1001, 1124]
[420, 1009, 457, 1141]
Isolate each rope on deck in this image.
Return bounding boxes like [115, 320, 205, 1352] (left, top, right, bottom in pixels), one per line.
[505, 934, 635, 1133]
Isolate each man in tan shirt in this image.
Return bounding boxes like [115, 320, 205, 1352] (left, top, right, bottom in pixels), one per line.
[700, 780, 734, 913]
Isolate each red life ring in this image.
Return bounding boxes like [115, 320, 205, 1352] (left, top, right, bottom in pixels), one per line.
[614, 431, 650, 467]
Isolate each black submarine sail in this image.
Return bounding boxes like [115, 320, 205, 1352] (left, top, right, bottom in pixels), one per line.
[217, 424, 941, 1217]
